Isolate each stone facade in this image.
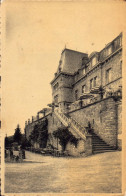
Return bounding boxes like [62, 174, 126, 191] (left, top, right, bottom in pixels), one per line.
[68, 97, 118, 148]
[25, 33, 122, 156]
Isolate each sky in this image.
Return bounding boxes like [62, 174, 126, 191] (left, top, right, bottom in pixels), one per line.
[2, 0, 126, 136]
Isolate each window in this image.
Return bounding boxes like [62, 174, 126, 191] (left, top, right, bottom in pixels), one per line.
[120, 60, 122, 67]
[75, 90, 78, 101]
[82, 85, 86, 94]
[119, 36, 122, 46]
[106, 68, 111, 84]
[90, 79, 93, 89]
[108, 47, 112, 55]
[92, 57, 97, 66]
[94, 76, 97, 87]
[54, 95, 58, 104]
[114, 38, 120, 50]
[59, 60, 62, 65]
[54, 82, 59, 90]
[83, 68, 86, 75]
[120, 60, 122, 73]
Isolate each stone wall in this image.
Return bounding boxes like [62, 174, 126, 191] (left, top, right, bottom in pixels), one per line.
[25, 121, 36, 140]
[25, 96, 122, 152]
[66, 139, 85, 156]
[102, 51, 122, 88]
[117, 100, 122, 150]
[72, 50, 122, 102]
[52, 73, 74, 105]
[73, 65, 102, 100]
[68, 97, 118, 148]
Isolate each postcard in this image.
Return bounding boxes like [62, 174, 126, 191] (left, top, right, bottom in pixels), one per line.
[1, 0, 126, 195]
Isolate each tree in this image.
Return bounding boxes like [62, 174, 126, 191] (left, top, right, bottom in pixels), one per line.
[53, 127, 78, 151]
[5, 135, 9, 148]
[21, 137, 31, 149]
[5, 135, 14, 148]
[29, 124, 39, 143]
[13, 124, 22, 144]
[29, 119, 48, 148]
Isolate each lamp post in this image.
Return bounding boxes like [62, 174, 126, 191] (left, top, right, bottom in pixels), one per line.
[47, 102, 59, 112]
[37, 108, 48, 118]
[90, 85, 105, 99]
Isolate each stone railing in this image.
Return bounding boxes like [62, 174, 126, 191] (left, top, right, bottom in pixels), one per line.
[26, 109, 52, 126]
[104, 90, 122, 99]
[54, 109, 70, 127]
[69, 116, 87, 136]
[68, 89, 122, 113]
[68, 95, 100, 112]
[54, 108, 86, 140]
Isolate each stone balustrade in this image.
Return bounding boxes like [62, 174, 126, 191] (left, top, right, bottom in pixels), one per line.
[54, 108, 87, 140]
[68, 89, 122, 112]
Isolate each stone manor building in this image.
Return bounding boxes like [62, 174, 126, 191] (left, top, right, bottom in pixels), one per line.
[25, 33, 122, 156]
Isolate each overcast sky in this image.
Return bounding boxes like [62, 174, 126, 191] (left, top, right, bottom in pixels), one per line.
[2, 1, 126, 136]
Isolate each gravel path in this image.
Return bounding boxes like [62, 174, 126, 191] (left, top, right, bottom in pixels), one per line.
[5, 151, 121, 193]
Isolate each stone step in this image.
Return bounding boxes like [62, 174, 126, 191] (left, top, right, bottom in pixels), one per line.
[93, 150, 116, 154]
[92, 138, 104, 142]
[92, 137, 105, 140]
[91, 130, 116, 154]
[93, 146, 114, 150]
[92, 144, 112, 147]
[92, 141, 107, 144]
[92, 144, 113, 147]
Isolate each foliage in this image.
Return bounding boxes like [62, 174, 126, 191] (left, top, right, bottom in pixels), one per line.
[53, 127, 78, 151]
[5, 125, 25, 148]
[13, 124, 22, 144]
[21, 137, 31, 149]
[70, 137, 78, 148]
[5, 135, 10, 148]
[29, 124, 39, 142]
[29, 118, 48, 148]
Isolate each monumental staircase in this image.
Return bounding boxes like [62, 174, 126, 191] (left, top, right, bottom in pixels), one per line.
[54, 108, 87, 140]
[91, 131, 116, 154]
[54, 108, 116, 154]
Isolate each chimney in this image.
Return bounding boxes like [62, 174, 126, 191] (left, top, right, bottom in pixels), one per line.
[25, 121, 27, 126]
[28, 119, 30, 124]
[37, 113, 39, 120]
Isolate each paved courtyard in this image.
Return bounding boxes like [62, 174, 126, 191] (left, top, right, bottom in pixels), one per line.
[5, 150, 121, 193]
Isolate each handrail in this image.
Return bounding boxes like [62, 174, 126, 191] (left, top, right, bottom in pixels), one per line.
[54, 108, 86, 140]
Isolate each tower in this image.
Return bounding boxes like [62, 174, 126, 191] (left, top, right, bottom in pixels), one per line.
[51, 48, 88, 112]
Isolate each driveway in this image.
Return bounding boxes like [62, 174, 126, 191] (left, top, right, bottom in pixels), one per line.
[5, 150, 121, 193]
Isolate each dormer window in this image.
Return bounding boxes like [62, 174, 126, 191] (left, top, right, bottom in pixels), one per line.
[108, 46, 112, 55]
[53, 82, 59, 90]
[114, 38, 121, 50]
[119, 36, 122, 46]
[59, 60, 62, 66]
[83, 68, 86, 75]
[92, 57, 97, 66]
[82, 57, 88, 66]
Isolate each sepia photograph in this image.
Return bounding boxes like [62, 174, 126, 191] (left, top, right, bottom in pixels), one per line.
[1, 0, 126, 195]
